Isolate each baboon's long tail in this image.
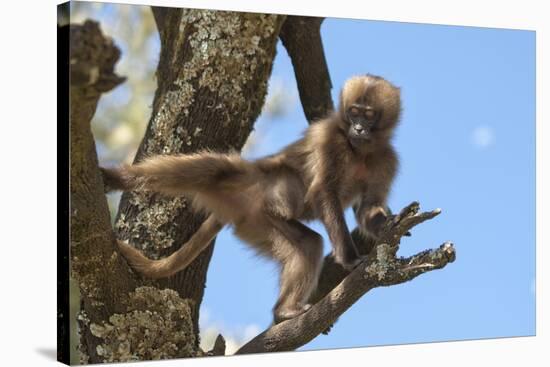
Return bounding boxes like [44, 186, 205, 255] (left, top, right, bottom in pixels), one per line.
[101, 151, 257, 195]
[116, 215, 224, 279]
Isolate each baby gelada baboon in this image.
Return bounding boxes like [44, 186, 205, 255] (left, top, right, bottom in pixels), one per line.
[102, 74, 401, 323]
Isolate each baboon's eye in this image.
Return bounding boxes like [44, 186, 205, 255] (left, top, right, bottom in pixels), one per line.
[349, 107, 360, 115]
[365, 109, 376, 119]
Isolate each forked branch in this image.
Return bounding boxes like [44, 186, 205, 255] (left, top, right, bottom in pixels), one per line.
[236, 202, 455, 354]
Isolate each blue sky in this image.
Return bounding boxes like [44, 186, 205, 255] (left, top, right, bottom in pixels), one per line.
[79, 4, 536, 352]
[203, 18, 536, 350]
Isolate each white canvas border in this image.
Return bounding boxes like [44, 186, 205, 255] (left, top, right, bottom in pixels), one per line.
[0, 0, 544, 366]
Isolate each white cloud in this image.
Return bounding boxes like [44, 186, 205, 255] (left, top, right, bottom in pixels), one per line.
[199, 308, 263, 355]
[242, 324, 262, 342]
[471, 125, 495, 149]
[261, 77, 299, 119]
[199, 308, 210, 325]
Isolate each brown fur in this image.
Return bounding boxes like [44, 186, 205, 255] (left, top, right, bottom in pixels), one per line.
[102, 74, 401, 323]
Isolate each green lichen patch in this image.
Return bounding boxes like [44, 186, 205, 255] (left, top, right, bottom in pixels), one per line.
[89, 287, 197, 363]
[116, 193, 188, 257]
[143, 10, 282, 157]
[364, 243, 394, 281]
[71, 252, 107, 307]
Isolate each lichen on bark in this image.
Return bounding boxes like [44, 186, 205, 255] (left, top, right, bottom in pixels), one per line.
[89, 287, 197, 362]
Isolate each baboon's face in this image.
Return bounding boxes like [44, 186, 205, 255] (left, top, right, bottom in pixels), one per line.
[340, 75, 401, 148]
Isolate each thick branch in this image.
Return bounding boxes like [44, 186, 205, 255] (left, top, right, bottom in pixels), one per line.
[236, 202, 455, 354]
[279, 16, 333, 122]
[68, 20, 137, 363]
[70, 19, 132, 310]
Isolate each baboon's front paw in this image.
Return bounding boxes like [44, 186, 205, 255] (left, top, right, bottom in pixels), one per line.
[367, 210, 388, 238]
[322, 322, 335, 335]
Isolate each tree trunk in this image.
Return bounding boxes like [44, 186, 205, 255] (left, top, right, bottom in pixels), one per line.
[68, 20, 137, 363]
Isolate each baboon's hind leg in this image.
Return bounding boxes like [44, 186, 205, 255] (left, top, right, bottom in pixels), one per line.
[269, 219, 324, 324]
